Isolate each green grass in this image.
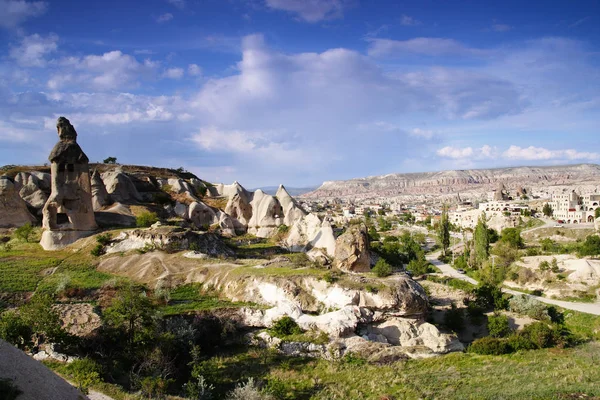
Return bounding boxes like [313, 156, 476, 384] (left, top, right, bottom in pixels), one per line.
[189, 343, 600, 400]
[160, 283, 254, 315]
[561, 309, 600, 341]
[0, 237, 115, 295]
[232, 265, 327, 278]
[426, 275, 476, 292]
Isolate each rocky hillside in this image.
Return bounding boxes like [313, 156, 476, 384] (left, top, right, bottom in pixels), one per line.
[302, 164, 600, 201]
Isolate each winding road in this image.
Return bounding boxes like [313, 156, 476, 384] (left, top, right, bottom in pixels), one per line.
[426, 250, 600, 316]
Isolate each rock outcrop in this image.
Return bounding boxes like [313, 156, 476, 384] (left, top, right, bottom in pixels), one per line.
[286, 213, 337, 257]
[0, 176, 36, 228]
[334, 225, 371, 272]
[248, 190, 284, 237]
[101, 168, 142, 203]
[91, 169, 111, 211]
[276, 185, 307, 226]
[13, 171, 50, 210]
[41, 117, 98, 250]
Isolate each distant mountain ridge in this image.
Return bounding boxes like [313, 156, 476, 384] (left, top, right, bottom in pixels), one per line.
[253, 186, 318, 196]
[302, 164, 600, 200]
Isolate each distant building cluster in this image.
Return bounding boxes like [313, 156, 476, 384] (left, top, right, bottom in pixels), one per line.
[549, 191, 600, 224]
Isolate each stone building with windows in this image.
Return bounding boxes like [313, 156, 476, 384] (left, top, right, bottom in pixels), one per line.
[548, 191, 600, 224]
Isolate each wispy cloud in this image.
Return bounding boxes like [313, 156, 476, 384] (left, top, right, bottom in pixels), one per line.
[437, 145, 599, 161]
[400, 14, 421, 26]
[0, 0, 47, 29]
[570, 16, 591, 28]
[491, 23, 512, 32]
[156, 13, 173, 23]
[368, 37, 488, 57]
[9, 33, 58, 67]
[265, 0, 350, 23]
[166, 0, 185, 9]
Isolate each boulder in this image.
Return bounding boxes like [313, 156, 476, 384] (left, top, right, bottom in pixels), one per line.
[173, 202, 188, 218]
[91, 169, 111, 211]
[94, 202, 136, 228]
[367, 317, 464, 354]
[13, 171, 49, 209]
[334, 224, 371, 272]
[101, 168, 142, 203]
[166, 178, 199, 202]
[188, 201, 218, 228]
[0, 176, 36, 227]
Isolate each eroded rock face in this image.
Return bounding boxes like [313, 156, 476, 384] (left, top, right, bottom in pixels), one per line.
[248, 190, 284, 237]
[225, 192, 253, 229]
[91, 169, 111, 211]
[0, 176, 36, 228]
[41, 117, 97, 250]
[276, 185, 307, 227]
[14, 171, 49, 210]
[101, 169, 142, 203]
[366, 317, 464, 354]
[286, 213, 337, 258]
[334, 224, 371, 272]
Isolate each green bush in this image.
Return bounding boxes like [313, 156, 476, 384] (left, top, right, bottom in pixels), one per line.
[506, 333, 537, 352]
[96, 233, 112, 245]
[372, 259, 392, 277]
[269, 316, 303, 337]
[407, 258, 432, 276]
[90, 244, 104, 257]
[14, 223, 33, 242]
[487, 314, 512, 338]
[509, 295, 549, 320]
[578, 235, 600, 257]
[0, 310, 32, 349]
[136, 212, 158, 228]
[65, 358, 102, 394]
[468, 337, 512, 355]
[520, 322, 556, 349]
[538, 260, 550, 271]
[500, 228, 524, 249]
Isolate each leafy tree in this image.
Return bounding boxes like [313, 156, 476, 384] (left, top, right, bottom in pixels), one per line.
[407, 257, 431, 276]
[438, 206, 450, 256]
[372, 259, 392, 277]
[596, 207, 600, 219]
[65, 358, 102, 394]
[487, 228, 499, 244]
[500, 228, 524, 249]
[103, 156, 117, 164]
[578, 235, 600, 257]
[543, 203, 553, 217]
[20, 294, 66, 345]
[269, 316, 303, 337]
[377, 216, 391, 232]
[103, 285, 157, 348]
[14, 223, 33, 242]
[474, 212, 490, 267]
[551, 257, 559, 273]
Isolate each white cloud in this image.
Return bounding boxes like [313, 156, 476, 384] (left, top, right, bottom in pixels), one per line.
[265, 0, 349, 23]
[48, 50, 157, 90]
[188, 64, 202, 76]
[437, 146, 474, 159]
[368, 37, 487, 57]
[166, 0, 185, 9]
[163, 67, 184, 79]
[503, 145, 600, 161]
[0, 0, 47, 29]
[156, 13, 173, 23]
[400, 14, 421, 26]
[9, 33, 58, 67]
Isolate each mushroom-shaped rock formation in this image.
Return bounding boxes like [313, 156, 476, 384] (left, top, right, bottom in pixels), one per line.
[40, 117, 98, 250]
[334, 224, 371, 272]
[0, 176, 36, 228]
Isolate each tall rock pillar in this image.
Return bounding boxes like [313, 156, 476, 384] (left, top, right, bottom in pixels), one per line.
[40, 117, 97, 250]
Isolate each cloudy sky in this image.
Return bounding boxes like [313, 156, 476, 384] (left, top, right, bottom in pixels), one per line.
[1, 0, 599, 187]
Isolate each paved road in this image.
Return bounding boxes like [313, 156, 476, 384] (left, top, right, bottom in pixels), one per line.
[425, 250, 600, 316]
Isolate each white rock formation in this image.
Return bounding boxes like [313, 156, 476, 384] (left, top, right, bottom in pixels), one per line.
[91, 170, 111, 211]
[248, 189, 284, 237]
[14, 171, 49, 209]
[276, 185, 307, 226]
[286, 213, 336, 257]
[101, 168, 142, 203]
[0, 177, 36, 227]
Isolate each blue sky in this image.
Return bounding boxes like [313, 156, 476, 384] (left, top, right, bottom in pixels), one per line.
[1, 0, 599, 187]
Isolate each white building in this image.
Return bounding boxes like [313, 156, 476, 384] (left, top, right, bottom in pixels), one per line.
[478, 201, 529, 216]
[549, 191, 600, 224]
